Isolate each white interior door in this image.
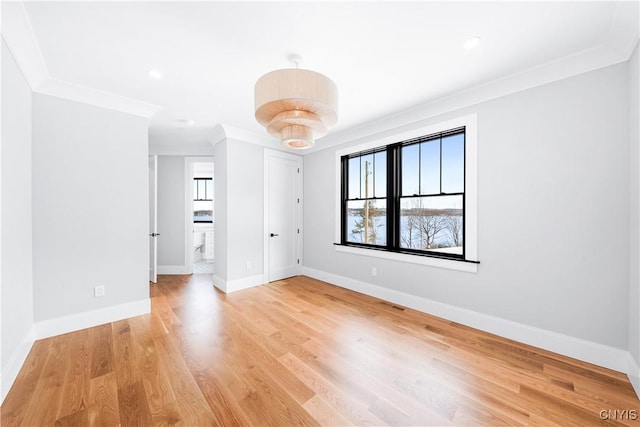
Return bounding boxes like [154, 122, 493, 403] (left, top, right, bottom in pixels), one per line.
[266, 151, 302, 282]
[149, 154, 158, 283]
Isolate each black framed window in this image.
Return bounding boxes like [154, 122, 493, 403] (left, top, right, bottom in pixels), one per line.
[193, 178, 213, 223]
[341, 127, 466, 260]
[343, 149, 388, 246]
[194, 178, 213, 201]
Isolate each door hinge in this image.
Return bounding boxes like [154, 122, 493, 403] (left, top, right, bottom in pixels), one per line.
[297, 228, 300, 234]
[297, 259, 300, 264]
[297, 168, 300, 173]
[297, 198, 300, 203]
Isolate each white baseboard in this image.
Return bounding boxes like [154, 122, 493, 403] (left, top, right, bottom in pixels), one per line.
[1, 326, 35, 404]
[157, 265, 190, 275]
[213, 274, 264, 293]
[34, 298, 150, 340]
[627, 353, 640, 397]
[303, 266, 639, 398]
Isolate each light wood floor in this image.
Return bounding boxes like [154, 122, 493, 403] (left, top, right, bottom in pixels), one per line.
[2, 275, 639, 426]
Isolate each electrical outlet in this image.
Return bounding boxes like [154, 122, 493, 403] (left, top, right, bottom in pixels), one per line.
[371, 267, 377, 276]
[94, 285, 105, 298]
[246, 261, 252, 271]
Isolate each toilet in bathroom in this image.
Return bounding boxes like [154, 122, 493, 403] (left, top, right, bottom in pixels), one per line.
[193, 231, 204, 260]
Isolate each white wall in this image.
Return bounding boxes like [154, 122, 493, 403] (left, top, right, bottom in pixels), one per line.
[304, 62, 630, 356]
[213, 138, 265, 291]
[1, 39, 34, 402]
[628, 41, 640, 392]
[157, 156, 186, 271]
[213, 141, 228, 281]
[227, 139, 264, 281]
[31, 93, 150, 324]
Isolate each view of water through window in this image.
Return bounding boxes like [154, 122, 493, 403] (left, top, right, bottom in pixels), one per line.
[343, 129, 465, 257]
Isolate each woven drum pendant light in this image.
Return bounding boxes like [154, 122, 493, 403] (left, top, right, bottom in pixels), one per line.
[254, 55, 338, 149]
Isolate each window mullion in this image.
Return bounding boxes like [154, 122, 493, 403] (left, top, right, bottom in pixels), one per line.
[418, 142, 422, 196]
[341, 157, 348, 244]
[388, 144, 398, 251]
[439, 137, 443, 195]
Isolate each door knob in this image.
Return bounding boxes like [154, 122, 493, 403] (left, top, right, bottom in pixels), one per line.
[270, 233, 279, 237]
[150, 233, 160, 237]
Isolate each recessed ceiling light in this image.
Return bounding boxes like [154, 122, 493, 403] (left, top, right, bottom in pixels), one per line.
[177, 119, 195, 129]
[148, 68, 163, 80]
[464, 36, 481, 50]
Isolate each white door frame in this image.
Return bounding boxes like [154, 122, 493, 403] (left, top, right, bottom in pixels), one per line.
[184, 156, 214, 274]
[149, 155, 158, 283]
[263, 149, 303, 283]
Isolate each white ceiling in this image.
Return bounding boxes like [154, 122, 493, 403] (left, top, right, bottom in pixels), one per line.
[12, 1, 640, 150]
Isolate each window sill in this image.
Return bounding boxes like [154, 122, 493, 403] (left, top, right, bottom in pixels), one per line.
[334, 244, 478, 273]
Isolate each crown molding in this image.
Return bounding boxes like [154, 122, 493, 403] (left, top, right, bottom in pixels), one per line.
[2, 1, 161, 119]
[606, 0, 640, 59]
[211, 124, 227, 147]
[1, 2, 49, 90]
[220, 124, 275, 146]
[216, 124, 293, 153]
[35, 79, 161, 118]
[310, 40, 635, 155]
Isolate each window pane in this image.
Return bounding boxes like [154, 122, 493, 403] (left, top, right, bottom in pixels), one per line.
[346, 200, 387, 245]
[348, 157, 360, 199]
[374, 151, 386, 198]
[402, 144, 419, 196]
[198, 180, 206, 200]
[441, 133, 464, 193]
[360, 154, 374, 198]
[399, 195, 462, 254]
[205, 179, 213, 200]
[194, 200, 213, 222]
[420, 139, 440, 195]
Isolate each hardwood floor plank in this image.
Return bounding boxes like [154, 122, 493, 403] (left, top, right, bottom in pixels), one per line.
[518, 384, 633, 427]
[278, 351, 389, 426]
[90, 323, 114, 379]
[111, 319, 139, 388]
[127, 316, 177, 415]
[154, 337, 218, 425]
[54, 408, 89, 427]
[191, 366, 254, 427]
[21, 334, 71, 426]
[302, 394, 356, 427]
[550, 371, 640, 409]
[2, 274, 638, 426]
[427, 357, 536, 425]
[303, 336, 456, 424]
[0, 339, 50, 427]
[56, 329, 91, 421]
[368, 396, 420, 426]
[239, 364, 320, 427]
[88, 372, 120, 427]
[117, 381, 154, 427]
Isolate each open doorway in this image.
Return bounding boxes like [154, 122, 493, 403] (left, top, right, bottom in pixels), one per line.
[187, 159, 214, 274]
